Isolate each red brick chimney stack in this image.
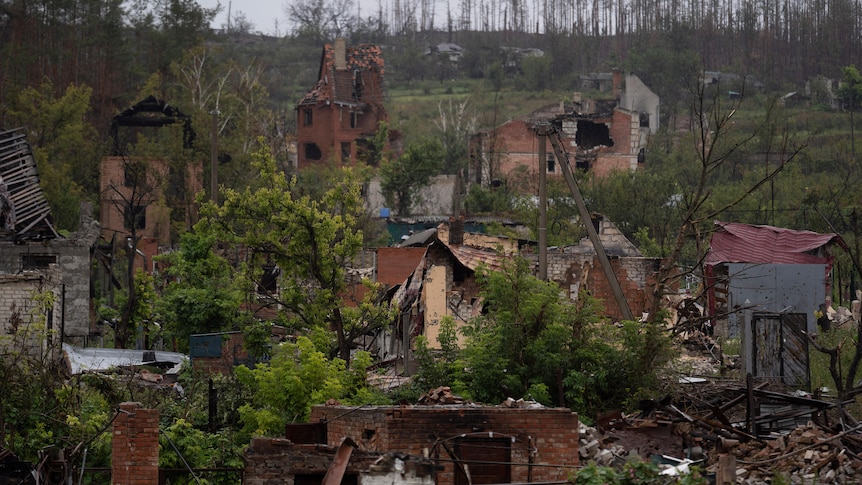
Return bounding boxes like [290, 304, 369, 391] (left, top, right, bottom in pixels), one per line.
[112, 402, 159, 485]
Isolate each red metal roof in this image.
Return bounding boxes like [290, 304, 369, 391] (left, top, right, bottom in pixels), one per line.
[704, 221, 839, 266]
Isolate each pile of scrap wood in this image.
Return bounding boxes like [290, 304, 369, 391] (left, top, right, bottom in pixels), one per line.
[574, 378, 862, 483]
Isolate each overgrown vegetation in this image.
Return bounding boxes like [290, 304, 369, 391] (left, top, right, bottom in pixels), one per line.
[401, 257, 674, 418]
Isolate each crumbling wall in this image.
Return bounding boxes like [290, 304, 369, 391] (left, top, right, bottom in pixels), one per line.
[243, 438, 435, 485]
[311, 405, 579, 485]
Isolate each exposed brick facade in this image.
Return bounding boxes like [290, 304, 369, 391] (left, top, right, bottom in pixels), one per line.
[310, 405, 579, 485]
[112, 402, 159, 485]
[296, 40, 388, 169]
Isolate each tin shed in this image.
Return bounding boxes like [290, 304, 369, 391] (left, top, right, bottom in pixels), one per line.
[704, 222, 841, 386]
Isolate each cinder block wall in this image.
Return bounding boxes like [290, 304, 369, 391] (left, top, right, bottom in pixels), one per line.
[112, 402, 159, 485]
[310, 405, 579, 485]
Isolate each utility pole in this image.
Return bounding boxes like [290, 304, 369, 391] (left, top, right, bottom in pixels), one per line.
[210, 109, 219, 204]
[542, 123, 634, 321]
[536, 123, 549, 281]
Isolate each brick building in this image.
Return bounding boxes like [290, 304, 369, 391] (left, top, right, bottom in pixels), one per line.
[99, 96, 202, 274]
[296, 39, 389, 170]
[469, 72, 658, 192]
[0, 130, 99, 346]
[310, 404, 579, 485]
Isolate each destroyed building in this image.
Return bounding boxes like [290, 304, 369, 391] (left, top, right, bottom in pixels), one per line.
[309, 403, 579, 485]
[704, 221, 841, 386]
[366, 216, 659, 368]
[296, 39, 390, 169]
[99, 95, 202, 274]
[468, 71, 658, 191]
[0, 129, 99, 346]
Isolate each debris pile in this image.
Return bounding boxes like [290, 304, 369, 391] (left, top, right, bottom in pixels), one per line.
[417, 386, 465, 405]
[710, 422, 862, 483]
[572, 376, 862, 484]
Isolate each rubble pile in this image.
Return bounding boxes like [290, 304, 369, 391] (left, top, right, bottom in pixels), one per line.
[578, 422, 628, 466]
[710, 422, 862, 484]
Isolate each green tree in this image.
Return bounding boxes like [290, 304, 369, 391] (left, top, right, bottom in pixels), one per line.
[7, 83, 99, 231]
[234, 336, 381, 433]
[454, 257, 672, 416]
[196, 145, 365, 363]
[839, 65, 862, 158]
[380, 138, 444, 216]
[154, 232, 246, 352]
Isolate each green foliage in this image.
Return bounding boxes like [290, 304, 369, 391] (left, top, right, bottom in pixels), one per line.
[442, 257, 674, 416]
[159, 418, 244, 470]
[380, 138, 445, 216]
[154, 232, 246, 351]
[6, 82, 99, 231]
[572, 461, 707, 484]
[197, 145, 365, 362]
[234, 336, 383, 435]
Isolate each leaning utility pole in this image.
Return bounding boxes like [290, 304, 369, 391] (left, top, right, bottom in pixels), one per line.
[535, 123, 634, 321]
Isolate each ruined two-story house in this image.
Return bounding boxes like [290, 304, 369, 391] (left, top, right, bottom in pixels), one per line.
[469, 71, 659, 191]
[296, 39, 390, 170]
[99, 96, 202, 273]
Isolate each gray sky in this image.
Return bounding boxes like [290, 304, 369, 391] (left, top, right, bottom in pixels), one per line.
[197, 0, 286, 34]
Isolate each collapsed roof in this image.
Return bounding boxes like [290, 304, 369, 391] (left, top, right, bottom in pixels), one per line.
[0, 128, 59, 241]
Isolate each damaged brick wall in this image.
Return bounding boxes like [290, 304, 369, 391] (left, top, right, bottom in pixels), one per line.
[243, 438, 436, 485]
[310, 405, 579, 485]
[112, 402, 159, 485]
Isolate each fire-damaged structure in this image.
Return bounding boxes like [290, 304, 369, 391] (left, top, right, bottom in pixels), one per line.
[0, 129, 98, 345]
[309, 403, 579, 485]
[100, 95, 201, 250]
[296, 39, 390, 169]
[704, 221, 842, 386]
[469, 71, 658, 190]
[366, 217, 659, 370]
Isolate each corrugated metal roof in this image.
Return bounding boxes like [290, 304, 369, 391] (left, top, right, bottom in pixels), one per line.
[705, 221, 839, 266]
[445, 243, 504, 271]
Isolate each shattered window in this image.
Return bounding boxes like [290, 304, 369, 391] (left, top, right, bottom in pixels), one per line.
[303, 109, 313, 126]
[341, 142, 351, 163]
[21, 254, 56, 270]
[546, 155, 556, 173]
[304, 143, 322, 161]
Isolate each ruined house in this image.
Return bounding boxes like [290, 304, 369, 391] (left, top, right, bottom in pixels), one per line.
[0, 129, 99, 346]
[367, 216, 658, 368]
[469, 71, 658, 191]
[99, 96, 202, 273]
[309, 403, 579, 485]
[296, 39, 389, 170]
[704, 221, 841, 386]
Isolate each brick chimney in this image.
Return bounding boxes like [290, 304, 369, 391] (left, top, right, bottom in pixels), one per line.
[448, 216, 464, 245]
[112, 402, 159, 485]
[334, 38, 347, 71]
[612, 69, 623, 100]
